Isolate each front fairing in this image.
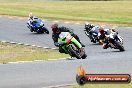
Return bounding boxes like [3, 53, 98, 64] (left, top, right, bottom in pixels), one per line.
[33, 19, 44, 28]
[108, 33, 123, 49]
[58, 32, 70, 44]
[58, 32, 82, 49]
[70, 37, 82, 48]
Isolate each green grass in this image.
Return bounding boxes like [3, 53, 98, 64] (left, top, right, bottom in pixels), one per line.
[72, 82, 132, 88]
[0, 1, 132, 25]
[0, 42, 69, 64]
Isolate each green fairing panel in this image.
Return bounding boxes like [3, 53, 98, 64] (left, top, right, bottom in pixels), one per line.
[71, 37, 82, 48]
[58, 38, 65, 44]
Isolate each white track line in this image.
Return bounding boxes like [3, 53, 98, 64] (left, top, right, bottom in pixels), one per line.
[24, 44, 30, 46]
[0, 40, 69, 64]
[10, 42, 17, 44]
[1, 41, 9, 43]
[1, 40, 58, 50]
[7, 57, 70, 64]
[17, 43, 24, 45]
[43, 83, 76, 88]
[34, 60, 44, 62]
[31, 45, 36, 47]
[37, 46, 43, 48]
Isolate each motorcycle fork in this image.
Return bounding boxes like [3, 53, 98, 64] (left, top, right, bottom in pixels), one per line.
[111, 41, 119, 49]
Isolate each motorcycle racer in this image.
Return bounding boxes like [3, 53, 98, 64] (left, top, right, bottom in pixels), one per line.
[84, 22, 100, 43]
[99, 27, 118, 49]
[85, 22, 95, 31]
[51, 23, 85, 53]
[27, 12, 39, 32]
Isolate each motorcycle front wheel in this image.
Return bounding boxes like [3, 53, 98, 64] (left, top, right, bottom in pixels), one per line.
[81, 54, 87, 59]
[68, 45, 81, 59]
[42, 27, 49, 34]
[114, 41, 125, 51]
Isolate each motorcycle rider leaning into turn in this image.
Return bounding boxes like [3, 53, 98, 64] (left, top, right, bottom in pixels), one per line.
[27, 12, 39, 32]
[51, 23, 85, 53]
[85, 22, 95, 31]
[84, 22, 100, 43]
[98, 27, 118, 49]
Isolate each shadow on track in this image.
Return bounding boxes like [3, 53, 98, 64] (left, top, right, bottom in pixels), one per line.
[89, 43, 102, 46]
[66, 58, 76, 60]
[98, 50, 125, 54]
[111, 50, 125, 52]
[26, 32, 49, 35]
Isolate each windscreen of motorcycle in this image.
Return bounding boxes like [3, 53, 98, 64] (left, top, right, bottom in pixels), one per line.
[59, 32, 69, 38]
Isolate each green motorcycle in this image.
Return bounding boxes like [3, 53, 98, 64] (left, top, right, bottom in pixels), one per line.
[58, 32, 87, 59]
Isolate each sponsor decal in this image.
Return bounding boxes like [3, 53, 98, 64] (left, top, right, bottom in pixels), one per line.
[76, 66, 131, 85]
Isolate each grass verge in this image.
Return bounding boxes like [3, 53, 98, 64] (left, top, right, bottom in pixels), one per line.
[0, 1, 131, 25]
[72, 82, 132, 88]
[0, 42, 69, 64]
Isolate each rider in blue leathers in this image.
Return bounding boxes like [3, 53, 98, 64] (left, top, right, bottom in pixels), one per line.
[27, 12, 39, 32]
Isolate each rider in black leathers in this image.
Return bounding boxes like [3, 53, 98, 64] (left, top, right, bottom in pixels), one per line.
[51, 23, 85, 53]
[84, 22, 100, 43]
[85, 22, 95, 31]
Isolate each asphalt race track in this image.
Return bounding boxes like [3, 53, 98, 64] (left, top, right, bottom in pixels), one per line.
[0, 16, 132, 88]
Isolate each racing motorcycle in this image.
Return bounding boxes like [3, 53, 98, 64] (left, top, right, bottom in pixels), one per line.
[84, 26, 99, 43]
[58, 32, 87, 59]
[103, 32, 125, 51]
[27, 19, 49, 34]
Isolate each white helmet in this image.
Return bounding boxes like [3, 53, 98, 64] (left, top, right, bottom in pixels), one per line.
[29, 12, 33, 19]
[85, 22, 91, 29]
[85, 22, 94, 29]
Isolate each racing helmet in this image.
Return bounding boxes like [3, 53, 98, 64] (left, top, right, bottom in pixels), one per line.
[29, 12, 33, 19]
[85, 22, 94, 29]
[85, 22, 91, 29]
[99, 27, 105, 34]
[51, 23, 60, 33]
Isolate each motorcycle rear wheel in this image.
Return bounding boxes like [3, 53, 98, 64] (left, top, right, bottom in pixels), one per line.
[81, 54, 87, 59]
[43, 27, 49, 34]
[114, 41, 125, 51]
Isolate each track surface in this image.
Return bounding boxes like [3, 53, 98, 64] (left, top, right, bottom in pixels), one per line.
[0, 16, 132, 88]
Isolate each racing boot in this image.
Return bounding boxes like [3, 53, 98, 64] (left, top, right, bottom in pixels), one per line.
[30, 28, 34, 32]
[103, 43, 108, 49]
